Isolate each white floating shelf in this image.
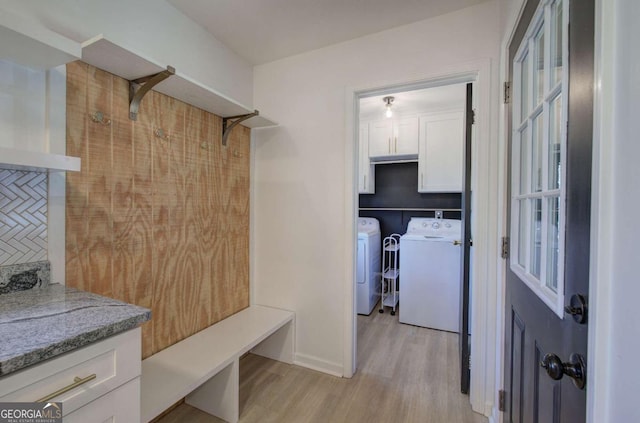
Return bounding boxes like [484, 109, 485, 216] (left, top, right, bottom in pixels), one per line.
[81, 35, 277, 129]
[0, 148, 81, 173]
[0, 9, 81, 69]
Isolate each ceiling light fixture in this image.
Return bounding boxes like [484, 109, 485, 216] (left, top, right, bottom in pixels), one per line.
[383, 96, 394, 118]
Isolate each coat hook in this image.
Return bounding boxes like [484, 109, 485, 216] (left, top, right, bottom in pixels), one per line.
[154, 128, 170, 142]
[90, 111, 111, 126]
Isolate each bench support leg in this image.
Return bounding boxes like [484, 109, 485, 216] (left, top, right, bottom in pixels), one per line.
[251, 319, 294, 364]
[185, 358, 239, 423]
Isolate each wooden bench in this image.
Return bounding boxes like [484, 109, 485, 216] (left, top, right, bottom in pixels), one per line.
[140, 305, 295, 423]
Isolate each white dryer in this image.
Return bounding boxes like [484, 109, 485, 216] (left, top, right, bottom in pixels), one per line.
[399, 218, 462, 332]
[357, 218, 381, 315]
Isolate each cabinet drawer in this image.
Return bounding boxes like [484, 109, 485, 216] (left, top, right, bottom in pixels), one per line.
[64, 377, 140, 423]
[0, 328, 140, 416]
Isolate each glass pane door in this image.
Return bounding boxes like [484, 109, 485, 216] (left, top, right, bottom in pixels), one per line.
[510, 0, 567, 317]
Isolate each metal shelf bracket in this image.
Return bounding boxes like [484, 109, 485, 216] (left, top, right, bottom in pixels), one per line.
[128, 66, 175, 120]
[222, 110, 259, 146]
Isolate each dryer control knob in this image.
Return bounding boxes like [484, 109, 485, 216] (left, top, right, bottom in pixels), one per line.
[422, 222, 428, 227]
[432, 222, 440, 229]
[445, 223, 451, 228]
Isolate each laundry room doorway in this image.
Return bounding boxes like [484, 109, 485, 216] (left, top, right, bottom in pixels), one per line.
[351, 76, 476, 395]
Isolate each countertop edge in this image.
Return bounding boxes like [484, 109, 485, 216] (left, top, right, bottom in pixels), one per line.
[0, 309, 151, 376]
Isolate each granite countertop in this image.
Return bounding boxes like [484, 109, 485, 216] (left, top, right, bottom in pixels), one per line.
[0, 284, 151, 376]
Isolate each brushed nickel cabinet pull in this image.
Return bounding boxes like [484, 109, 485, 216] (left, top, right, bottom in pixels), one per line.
[36, 374, 97, 403]
[395, 137, 397, 152]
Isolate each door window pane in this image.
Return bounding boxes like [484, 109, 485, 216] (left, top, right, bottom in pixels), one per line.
[546, 196, 560, 292]
[533, 27, 545, 106]
[520, 52, 529, 122]
[551, 1, 563, 85]
[510, 0, 566, 316]
[520, 125, 529, 194]
[532, 113, 543, 192]
[518, 200, 528, 267]
[549, 94, 562, 190]
[531, 199, 542, 279]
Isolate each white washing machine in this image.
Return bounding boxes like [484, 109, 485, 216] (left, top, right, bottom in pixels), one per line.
[399, 218, 462, 332]
[357, 218, 381, 315]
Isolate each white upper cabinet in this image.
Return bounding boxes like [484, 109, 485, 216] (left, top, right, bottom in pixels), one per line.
[0, 60, 79, 172]
[0, 12, 81, 172]
[393, 116, 420, 157]
[368, 116, 418, 161]
[418, 111, 464, 192]
[359, 123, 375, 194]
[368, 119, 393, 158]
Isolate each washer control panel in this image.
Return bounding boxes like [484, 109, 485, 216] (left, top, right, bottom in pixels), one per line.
[358, 217, 380, 233]
[405, 218, 461, 238]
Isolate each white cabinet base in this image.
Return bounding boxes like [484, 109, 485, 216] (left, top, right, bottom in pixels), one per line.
[0, 329, 142, 422]
[64, 377, 140, 423]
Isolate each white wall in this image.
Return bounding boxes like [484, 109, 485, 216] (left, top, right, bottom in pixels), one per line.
[252, 0, 501, 385]
[590, 0, 640, 421]
[0, 0, 253, 107]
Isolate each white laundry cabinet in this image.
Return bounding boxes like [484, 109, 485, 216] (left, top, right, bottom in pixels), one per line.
[417, 111, 464, 192]
[368, 116, 419, 160]
[358, 123, 375, 194]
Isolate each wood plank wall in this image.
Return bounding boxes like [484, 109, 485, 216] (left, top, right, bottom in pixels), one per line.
[65, 61, 250, 358]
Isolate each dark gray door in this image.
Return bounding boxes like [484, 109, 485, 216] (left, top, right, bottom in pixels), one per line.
[460, 82, 473, 394]
[504, 0, 593, 422]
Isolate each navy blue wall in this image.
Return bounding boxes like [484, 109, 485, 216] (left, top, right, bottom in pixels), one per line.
[359, 162, 461, 239]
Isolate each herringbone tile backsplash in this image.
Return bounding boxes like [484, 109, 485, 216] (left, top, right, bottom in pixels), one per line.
[0, 170, 48, 265]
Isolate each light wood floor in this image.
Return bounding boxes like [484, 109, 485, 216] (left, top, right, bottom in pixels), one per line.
[157, 306, 487, 423]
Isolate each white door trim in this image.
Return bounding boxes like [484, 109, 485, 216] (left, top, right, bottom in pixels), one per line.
[587, 0, 613, 421]
[343, 58, 497, 416]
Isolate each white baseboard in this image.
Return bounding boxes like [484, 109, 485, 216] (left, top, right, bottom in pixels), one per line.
[488, 405, 502, 423]
[294, 352, 343, 377]
[485, 401, 494, 417]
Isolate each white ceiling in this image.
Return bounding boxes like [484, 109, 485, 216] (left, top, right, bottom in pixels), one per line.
[359, 83, 467, 121]
[167, 0, 489, 65]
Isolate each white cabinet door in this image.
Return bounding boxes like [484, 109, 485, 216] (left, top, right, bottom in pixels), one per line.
[64, 378, 140, 423]
[368, 118, 418, 160]
[368, 119, 393, 158]
[393, 116, 419, 156]
[358, 123, 375, 193]
[0, 329, 141, 417]
[418, 111, 464, 192]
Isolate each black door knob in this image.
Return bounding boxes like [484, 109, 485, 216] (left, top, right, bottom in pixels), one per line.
[564, 294, 588, 324]
[540, 353, 586, 390]
[540, 353, 564, 380]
